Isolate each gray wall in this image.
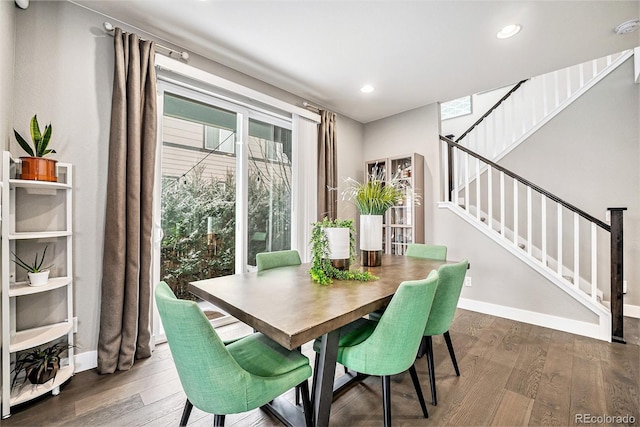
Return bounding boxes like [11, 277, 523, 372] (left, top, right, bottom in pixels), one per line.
[500, 58, 640, 307]
[335, 115, 364, 222]
[0, 2, 15, 149]
[362, 102, 600, 324]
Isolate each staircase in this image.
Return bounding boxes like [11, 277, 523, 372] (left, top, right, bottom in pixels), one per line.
[439, 49, 635, 342]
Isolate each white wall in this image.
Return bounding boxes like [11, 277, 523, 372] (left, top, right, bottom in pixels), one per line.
[0, 2, 15, 150]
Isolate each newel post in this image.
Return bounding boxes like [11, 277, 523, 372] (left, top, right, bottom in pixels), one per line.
[608, 207, 626, 344]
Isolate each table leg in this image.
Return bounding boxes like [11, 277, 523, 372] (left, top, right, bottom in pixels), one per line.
[313, 330, 340, 427]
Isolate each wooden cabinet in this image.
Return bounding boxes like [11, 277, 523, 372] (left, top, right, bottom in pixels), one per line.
[1, 152, 74, 418]
[365, 153, 424, 255]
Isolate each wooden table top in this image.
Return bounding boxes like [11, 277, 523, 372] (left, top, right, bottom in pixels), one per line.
[189, 254, 449, 350]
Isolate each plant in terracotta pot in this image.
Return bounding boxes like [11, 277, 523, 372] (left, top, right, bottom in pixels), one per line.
[343, 166, 405, 266]
[11, 342, 72, 390]
[13, 115, 58, 182]
[11, 245, 52, 286]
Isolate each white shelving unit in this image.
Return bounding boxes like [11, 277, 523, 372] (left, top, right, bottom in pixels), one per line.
[365, 153, 425, 255]
[1, 151, 74, 418]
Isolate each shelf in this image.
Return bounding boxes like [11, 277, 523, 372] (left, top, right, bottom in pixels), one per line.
[9, 277, 72, 297]
[9, 179, 71, 190]
[8, 230, 72, 240]
[10, 365, 73, 406]
[9, 322, 73, 353]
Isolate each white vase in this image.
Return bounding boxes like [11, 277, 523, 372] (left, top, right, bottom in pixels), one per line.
[360, 214, 383, 266]
[28, 270, 50, 287]
[324, 227, 350, 270]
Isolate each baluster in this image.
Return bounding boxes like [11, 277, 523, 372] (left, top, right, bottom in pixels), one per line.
[541, 195, 547, 266]
[531, 78, 537, 126]
[566, 69, 571, 99]
[487, 165, 493, 230]
[513, 179, 518, 246]
[501, 102, 507, 152]
[453, 146, 459, 205]
[542, 73, 548, 116]
[475, 155, 481, 220]
[553, 71, 560, 109]
[521, 84, 527, 135]
[606, 55, 612, 66]
[591, 222, 597, 302]
[464, 152, 470, 213]
[510, 95, 516, 144]
[592, 59, 598, 80]
[578, 63, 585, 88]
[500, 172, 505, 237]
[573, 213, 580, 288]
[557, 204, 563, 276]
[492, 109, 498, 157]
[527, 187, 532, 255]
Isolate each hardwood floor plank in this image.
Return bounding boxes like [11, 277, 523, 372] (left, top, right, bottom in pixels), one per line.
[528, 330, 575, 426]
[489, 389, 534, 426]
[569, 353, 607, 426]
[505, 324, 552, 399]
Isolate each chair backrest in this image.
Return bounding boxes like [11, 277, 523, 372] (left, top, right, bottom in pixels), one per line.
[155, 282, 252, 414]
[342, 270, 439, 376]
[405, 244, 447, 261]
[424, 259, 469, 336]
[256, 249, 301, 272]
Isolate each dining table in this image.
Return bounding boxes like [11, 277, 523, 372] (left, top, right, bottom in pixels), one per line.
[189, 253, 451, 427]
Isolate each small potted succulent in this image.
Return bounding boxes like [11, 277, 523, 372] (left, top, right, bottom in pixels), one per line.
[11, 342, 72, 389]
[13, 115, 58, 182]
[11, 245, 52, 286]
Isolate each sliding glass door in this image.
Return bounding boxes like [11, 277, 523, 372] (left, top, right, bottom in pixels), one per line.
[152, 81, 293, 340]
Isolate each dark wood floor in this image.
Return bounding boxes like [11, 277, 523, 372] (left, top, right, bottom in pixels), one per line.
[4, 310, 639, 426]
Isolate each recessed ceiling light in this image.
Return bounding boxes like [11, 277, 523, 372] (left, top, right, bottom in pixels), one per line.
[497, 24, 521, 39]
[360, 85, 375, 93]
[615, 19, 640, 34]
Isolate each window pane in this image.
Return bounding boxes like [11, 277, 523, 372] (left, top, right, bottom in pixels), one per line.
[247, 118, 292, 266]
[441, 96, 472, 120]
[161, 93, 237, 300]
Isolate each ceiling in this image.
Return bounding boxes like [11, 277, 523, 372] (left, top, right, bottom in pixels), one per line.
[71, 1, 639, 123]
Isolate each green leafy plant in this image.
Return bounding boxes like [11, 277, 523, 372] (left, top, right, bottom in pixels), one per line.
[342, 166, 405, 215]
[13, 115, 56, 157]
[309, 217, 378, 285]
[11, 245, 51, 273]
[11, 342, 72, 389]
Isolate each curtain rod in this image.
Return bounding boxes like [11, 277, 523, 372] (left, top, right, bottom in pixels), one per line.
[103, 22, 189, 60]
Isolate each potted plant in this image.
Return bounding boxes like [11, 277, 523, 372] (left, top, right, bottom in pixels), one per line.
[11, 245, 52, 286]
[342, 166, 405, 266]
[309, 217, 378, 285]
[13, 115, 58, 182]
[11, 342, 72, 389]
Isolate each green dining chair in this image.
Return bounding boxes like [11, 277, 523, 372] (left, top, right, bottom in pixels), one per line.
[422, 259, 468, 406]
[368, 244, 447, 323]
[313, 271, 439, 427]
[405, 243, 447, 261]
[155, 281, 313, 427]
[256, 249, 301, 272]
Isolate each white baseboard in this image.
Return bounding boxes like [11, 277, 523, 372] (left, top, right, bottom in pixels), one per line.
[74, 350, 97, 373]
[624, 303, 640, 318]
[458, 297, 610, 341]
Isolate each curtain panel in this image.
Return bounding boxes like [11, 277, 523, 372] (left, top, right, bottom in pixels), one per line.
[318, 110, 337, 220]
[97, 28, 157, 374]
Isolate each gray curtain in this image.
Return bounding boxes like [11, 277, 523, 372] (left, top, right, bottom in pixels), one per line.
[97, 28, 157, 374]
[318, 110, 337, 220]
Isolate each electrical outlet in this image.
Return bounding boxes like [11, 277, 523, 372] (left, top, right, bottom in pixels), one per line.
[623, 280, 628, 294]
[465, 277, 472, 287]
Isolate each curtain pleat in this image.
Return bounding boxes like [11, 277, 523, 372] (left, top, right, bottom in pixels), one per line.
[97, 28, 157, 374]
[318, 110, 337, 220]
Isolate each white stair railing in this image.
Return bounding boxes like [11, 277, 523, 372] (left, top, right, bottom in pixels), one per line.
[456, 49, 633, 166]
[441, 135, 627, 342]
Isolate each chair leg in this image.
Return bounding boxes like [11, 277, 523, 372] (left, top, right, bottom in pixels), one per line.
[425, 335, 437, 405]
[298, 379, 313, 427]
[311, 352, 320, 406]
[443, 331, 460, 376]
[213, 414, 225, 426]
[382, 375, 392, 427]
[179, 399, 193, 426]
[408, 364, 429, 418]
